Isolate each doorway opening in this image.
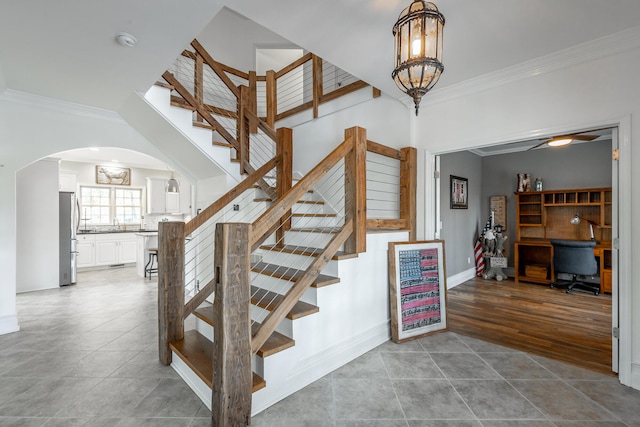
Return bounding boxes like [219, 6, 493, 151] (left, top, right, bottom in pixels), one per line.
[433, 126, 619, 375]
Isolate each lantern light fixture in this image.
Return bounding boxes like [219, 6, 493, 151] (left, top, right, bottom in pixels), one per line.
[392, 0, 445, 116]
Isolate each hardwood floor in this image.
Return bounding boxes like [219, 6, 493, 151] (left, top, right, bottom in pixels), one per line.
[447, 276, 614, 375]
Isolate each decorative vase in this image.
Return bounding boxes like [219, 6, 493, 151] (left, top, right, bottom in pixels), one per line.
[535, 177, 543, 192]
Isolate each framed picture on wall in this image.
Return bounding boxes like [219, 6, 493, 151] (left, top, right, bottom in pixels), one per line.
[388, 240, 448, 343]
[96, 165, 131, 186]
[450, 175, 468, 209]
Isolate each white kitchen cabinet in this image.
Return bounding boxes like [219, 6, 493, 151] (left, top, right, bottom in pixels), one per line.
[76, 234, 95, 268]
[178, 179, 192, 215]
[94, 233, 137, 266]
[59, 173, 77, 192]
[165, 192, 180, 213]
[146, 177, 166, 214]
[146, 177, 192, 214]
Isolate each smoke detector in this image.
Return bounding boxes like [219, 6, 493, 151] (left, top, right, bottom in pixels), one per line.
[115, 32, 137, 47]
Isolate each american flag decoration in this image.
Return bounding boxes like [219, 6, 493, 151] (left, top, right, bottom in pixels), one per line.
[474, 238, 484, 276]
[474, 215, 493, 276]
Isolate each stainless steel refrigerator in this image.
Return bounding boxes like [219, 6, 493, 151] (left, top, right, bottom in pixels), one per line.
[59, 191, 79, 286]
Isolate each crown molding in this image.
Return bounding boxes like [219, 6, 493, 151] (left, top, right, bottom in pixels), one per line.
[423, 25, 640, 107]
[0, 89, 124, 123]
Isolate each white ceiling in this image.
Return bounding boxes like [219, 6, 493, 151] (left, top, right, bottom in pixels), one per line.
[1, 0, 639, 164]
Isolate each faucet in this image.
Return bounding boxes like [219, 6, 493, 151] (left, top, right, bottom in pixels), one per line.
[113, 218, 120, 230]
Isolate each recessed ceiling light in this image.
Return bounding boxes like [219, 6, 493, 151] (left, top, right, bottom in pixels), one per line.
[115, 32, 137, 47]
[89, 147, 100, 152]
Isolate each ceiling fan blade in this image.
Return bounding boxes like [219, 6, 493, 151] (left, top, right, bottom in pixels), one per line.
[527, 140, 549, 151]
[572, 134, 599, 141]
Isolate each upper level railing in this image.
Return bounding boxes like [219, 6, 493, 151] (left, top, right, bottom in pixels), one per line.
[156, 40, 415, 425]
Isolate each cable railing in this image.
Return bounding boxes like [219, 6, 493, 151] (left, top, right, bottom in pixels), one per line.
[155, 39, 415, 425]
[365, 140, 417, 240]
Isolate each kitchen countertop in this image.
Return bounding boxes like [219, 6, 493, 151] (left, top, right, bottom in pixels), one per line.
[78, 229, 157, 234]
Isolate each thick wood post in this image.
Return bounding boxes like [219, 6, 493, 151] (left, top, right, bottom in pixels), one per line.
[400, 147, 417, 241]
[238, 85, 250, 174]
[212, 223, 252, 427]
[158, 221, 185, 365]
[344, 126, 367, 254]
[194, 52, 204, 122]
[248, 71, 258, 134]
[275, 127, 293, 247]
[266, 70, 276, 128]
[312, 55, 323, 119]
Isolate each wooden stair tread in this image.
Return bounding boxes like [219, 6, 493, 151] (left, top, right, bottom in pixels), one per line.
[253, 185, 313, 194]
[251, 262, 340, 288]
[253, 198, 324, 205]
[193, 305, 295, 357]
[292, 213, 336, 218]
[170, 95, 196, 111]
[250, 285, 319, 319]
[169, 330, 266, 392]
[259, 244, 357, 261]
[212, 141, 233, 148]
[289, 227, 340, 234]
[192, 121, 215, 131]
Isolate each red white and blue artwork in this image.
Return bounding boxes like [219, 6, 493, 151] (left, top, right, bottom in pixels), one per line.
[398, 247, 441, 331]
[389, 240, 447, 342]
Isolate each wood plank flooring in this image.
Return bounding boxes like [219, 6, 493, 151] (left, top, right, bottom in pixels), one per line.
[447, 277, 613, 375]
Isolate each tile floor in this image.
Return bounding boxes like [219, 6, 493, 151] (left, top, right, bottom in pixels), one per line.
[1, 267, 640, 426]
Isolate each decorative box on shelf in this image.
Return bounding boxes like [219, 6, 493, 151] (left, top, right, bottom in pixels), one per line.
[525, 264, 548, 279]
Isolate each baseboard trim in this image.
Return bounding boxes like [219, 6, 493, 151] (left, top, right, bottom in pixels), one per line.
[0, 315, 19, 336]
[629, 362, 640, 390]
[447, 267, 476, 289]
[171, 351, 212, 411]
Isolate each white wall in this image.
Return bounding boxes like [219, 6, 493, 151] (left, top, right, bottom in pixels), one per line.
[16, 159, 60, 293]
[0, 90, 182, 334]
[417, 33, 640, 387]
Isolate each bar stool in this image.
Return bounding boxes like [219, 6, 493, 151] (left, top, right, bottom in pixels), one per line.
[145, 247, 158, 279]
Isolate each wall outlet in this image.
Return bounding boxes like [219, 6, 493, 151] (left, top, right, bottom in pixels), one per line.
[467, 257, 471, 264]
[233, 204, 239, 211]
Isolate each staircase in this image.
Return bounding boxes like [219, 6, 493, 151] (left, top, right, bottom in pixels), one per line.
[142, 39, 416, 423]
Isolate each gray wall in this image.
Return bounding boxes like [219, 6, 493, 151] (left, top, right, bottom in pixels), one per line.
[439, 151, 483, 278]
[480, 140, 612, 267]
[440, 140, 612, 277]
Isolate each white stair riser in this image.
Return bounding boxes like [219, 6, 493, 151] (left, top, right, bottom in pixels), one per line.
[251, 305, 294, 338]
[284, 230, 338, 248]
[250, 272, 318, 306]
[291, 216, 340, 228]
[291, 203, 325, 215]
[259, 250, 339, 277]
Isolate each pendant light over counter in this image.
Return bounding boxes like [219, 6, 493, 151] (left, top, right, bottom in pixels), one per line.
[392, 1, 445, 116]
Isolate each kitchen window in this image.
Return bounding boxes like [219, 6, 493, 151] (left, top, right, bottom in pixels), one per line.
[79, 186, 142, 225]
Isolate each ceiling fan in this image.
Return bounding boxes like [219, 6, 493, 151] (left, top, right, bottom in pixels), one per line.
[527, 133, 599, 151]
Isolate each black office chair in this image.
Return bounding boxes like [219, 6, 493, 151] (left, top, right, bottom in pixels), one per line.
[550, 239, 600, 295]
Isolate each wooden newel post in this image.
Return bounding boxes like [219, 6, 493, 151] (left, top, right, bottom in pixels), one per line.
[158, 221, 185, 366]
[212, 223, 252, 427]
[275, 127, 293, 247]
[344, 126, 367, 254]
[238, 85, 250, 175]
[400, 147, 417, 241]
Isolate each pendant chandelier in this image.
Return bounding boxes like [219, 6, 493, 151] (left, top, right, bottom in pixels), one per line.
[392, 0, 445, 116]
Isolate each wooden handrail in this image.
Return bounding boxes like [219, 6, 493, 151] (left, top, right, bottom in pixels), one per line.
[275, 52, 313, 78]
[367, 140, 403, 160]
[250, 135, 354, 250]
[191, 39, 241, 99]
[184, 157, 279, 236]
[162, 71, 239, 151]
[252, 219, 354, 353]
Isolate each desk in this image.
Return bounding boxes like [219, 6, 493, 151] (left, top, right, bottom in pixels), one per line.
[514, 240, 612, 293]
